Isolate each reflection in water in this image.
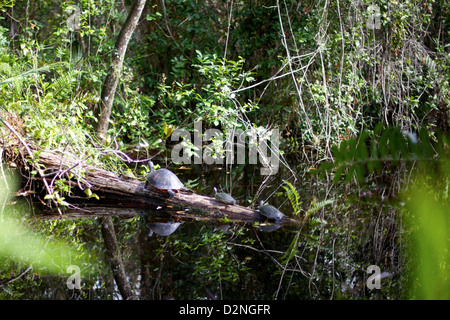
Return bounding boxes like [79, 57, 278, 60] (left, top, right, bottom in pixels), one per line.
[1, 199, 401, 300]
[148, 221, 182, 237]
[0, 163, 404, 300]
[257, 223, 282, 233]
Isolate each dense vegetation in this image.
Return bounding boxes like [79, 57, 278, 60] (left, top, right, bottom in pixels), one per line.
[0, 0, 448, 300]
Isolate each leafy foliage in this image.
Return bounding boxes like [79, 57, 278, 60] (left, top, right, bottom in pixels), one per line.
[0, 173, 97, 299]
[0, 0, 449, 300]
[170, 225, 251, 285]
[282, 180, 302, 216]
[158, 51, 256, 129]
[283, 180, 334, 218]
[403, 169, 450, 299]
[320, 125, 449, 184]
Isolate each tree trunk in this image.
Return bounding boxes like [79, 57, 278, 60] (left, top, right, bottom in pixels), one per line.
[95, 0, 147, 143]
[100, 216, 137, 300]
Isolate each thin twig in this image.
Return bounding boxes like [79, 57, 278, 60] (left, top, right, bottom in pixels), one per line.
[0, 266, 33, 286]
[276, 0, 313, 135]
[0, 147, 9, 191]
[223, 0, 233, 60]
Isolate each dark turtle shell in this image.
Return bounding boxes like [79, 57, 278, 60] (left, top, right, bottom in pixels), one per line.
[144, 162, 184, 198]
[214, 187, 236, 205]
[258, 201, 285, 221]
[146, 168, 184, 191]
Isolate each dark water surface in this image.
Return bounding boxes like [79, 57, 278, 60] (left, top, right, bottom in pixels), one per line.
[0, 162, 402, 300]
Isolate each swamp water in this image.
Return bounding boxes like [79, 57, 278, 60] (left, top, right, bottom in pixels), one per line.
[0, 163, 402, 300]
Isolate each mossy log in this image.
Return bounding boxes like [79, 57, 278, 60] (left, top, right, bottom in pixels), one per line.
[36, 150, 295, 223]
[1, 113, 294, 224]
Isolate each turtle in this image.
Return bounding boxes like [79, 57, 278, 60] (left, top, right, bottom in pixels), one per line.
[144, 161, 186, 198]
[148, 221, 181, 237]
[258, 200, 285, 223]
[213, 187, 236, 205]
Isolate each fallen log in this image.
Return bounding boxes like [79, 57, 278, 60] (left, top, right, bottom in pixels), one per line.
[2, 115, 296, 225]
[36, 150, 296, 224]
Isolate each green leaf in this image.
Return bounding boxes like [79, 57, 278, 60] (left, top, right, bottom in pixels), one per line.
[419, 128, 434, 158]
[281, 232, 300, 264]
[283, 181, 301, 216]
[345, 165, 356, 182]
[333, 166, 346, 183]
[304, 199, 334, 219]
[378, 127, 392, 158]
